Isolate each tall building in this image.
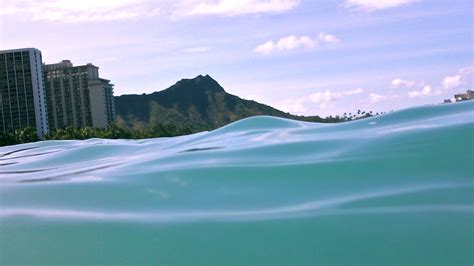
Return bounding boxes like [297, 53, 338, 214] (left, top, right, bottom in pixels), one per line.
[44, 60, 115, 130]
[0, 48, 49, 137]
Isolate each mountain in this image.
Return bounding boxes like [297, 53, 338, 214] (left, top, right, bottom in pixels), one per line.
[114, 75, 326, 131]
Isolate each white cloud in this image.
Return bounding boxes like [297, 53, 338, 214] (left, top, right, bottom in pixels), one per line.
[408, 85, 432, 98]
[387, 66, 474, 100]
[387, 66, 473, 101]
[309, 90, 343, 104]
[391, 78, 415, 88]
[0, 0, 161, 22]
[254, 41, 276, 54]
[255, 35, 316, 54]
[369, 93, 387, 103]
[276, 98, 308, 114]
[255, 32, 339, 54]
[442, 75, 461, 90]
[276, 88, 364, 114]
[318, 32, 339, 43]
[345, 88, 364, 95]
[441, 67, 474, 90]
[309, 88, 364, 104]
[344, 0, 418, 11]
[1, 0, 299, 22]
[277, 36, 315, 50]
[189, 0, 299, 16]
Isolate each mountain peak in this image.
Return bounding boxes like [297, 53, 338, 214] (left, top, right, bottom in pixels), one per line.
[114, 75, 300, 131]
[172, 74, 225, 93]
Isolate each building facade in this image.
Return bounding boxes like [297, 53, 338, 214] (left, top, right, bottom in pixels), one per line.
[444, 90, 474, 103]
[44, 60, 115, 130]
[0, 48, 49, 137]
[454, 90, 473, 102]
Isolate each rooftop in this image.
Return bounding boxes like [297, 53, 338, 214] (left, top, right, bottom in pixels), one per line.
[44, 60, 98, 71]
[0, 47, 41, 54]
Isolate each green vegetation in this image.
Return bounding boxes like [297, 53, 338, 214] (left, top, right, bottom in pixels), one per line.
[0, 127, 39, 147]
[0, 124, 193, 147]
[44, 124, 192, 140]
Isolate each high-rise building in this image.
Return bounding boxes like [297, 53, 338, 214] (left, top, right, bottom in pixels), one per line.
[0, 48, 49, 137]
[43, 60, 115, 130]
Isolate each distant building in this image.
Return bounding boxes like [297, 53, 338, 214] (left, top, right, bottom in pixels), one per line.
[443, 90, 473, 103]
[43, 60, 115, 130]
[0, 48, 49, 137]
[454, 90, 473, 102]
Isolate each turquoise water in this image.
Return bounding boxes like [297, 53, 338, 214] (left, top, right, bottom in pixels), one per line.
[1, 101, 473, 265]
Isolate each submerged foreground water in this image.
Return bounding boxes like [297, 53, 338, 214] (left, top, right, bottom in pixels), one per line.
[0, 101, 473, 265]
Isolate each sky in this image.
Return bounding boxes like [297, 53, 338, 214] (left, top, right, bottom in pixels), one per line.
[0, 0, 473, 117]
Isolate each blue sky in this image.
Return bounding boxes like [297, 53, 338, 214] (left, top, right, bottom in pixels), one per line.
[1, 0, 473, 116]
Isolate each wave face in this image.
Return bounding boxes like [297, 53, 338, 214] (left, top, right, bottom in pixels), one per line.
[0, 101, 473, 265]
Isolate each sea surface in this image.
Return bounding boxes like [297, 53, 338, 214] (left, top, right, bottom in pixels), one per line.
[0, 101, 473, 265]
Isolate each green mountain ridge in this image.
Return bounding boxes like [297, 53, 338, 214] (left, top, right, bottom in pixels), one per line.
[114, 75, 330, 131]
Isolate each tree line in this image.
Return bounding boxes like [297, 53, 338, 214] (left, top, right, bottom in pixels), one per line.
[0, 124, 193, 147]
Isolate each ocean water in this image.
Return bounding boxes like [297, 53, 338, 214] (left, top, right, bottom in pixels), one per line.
[0, 101, 473, 265]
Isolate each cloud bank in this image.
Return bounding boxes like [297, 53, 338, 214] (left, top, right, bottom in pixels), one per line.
[391, 78, 416, 88]
[408, 85, 433, 98]
[189, 0, 299, 16]
[277, 88, 365, 114]
[255, 33, 339, 54]
[344, 0, 418, 11]
[0, 0, 300, 23]
[442, 67, 474, 90]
